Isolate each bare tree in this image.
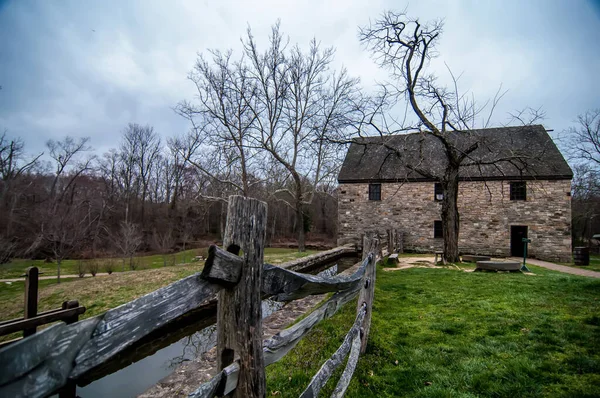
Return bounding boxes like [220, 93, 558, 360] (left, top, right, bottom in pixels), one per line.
[0, 131, 43, 240]
[565, 109, 600, 168]
[112, 221, 143, 271]
[153, 227, 174, 267]
[44, 197, 92, 283]
[0, 131, 42, 196]
[243, 24, 362, 251]
[121, 124, 161, 224]
[359, 11, 543, 262]
[46, 136, 94, 206]
[42, 136, 95, 281]
[562, 110, 600, 246]
[177, 49, 259, 197]
[570, 164, 600, 245]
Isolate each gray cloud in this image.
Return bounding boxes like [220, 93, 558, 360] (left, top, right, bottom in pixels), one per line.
[0, 0, 598, 156]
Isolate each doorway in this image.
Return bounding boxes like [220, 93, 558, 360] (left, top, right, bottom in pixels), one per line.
[510, 226, 528, 257]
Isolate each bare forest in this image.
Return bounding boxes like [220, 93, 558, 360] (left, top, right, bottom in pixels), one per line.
[0, 121, 341, 265]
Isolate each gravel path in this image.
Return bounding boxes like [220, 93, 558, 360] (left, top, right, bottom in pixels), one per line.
[509, 257, 600, 278]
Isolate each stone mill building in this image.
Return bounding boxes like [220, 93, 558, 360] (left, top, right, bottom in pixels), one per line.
[337, 125, 573, 262]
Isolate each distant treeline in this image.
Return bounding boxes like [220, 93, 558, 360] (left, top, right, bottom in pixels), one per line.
[0, 127, 339, 264]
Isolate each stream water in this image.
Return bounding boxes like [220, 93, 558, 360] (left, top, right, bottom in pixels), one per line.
[73, 255, 359, 398]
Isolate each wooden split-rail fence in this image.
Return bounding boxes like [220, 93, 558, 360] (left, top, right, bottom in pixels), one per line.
[0, 267, 86, 347]
[0, 196, 401, 398]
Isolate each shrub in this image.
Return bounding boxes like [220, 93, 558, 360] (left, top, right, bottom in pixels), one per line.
[88, 260, 99, 277]
[104, 260, 115, 275]
[129, 257, 142, 270]
[77, 261, 85, 278]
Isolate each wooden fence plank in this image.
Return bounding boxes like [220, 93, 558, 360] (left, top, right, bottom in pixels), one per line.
[216, 195, 267, 398]
[0, 323, 64, 387]
[299, 304, 367, 398]
[187, 371, 223, 398]
[0, 307, 67, 327]
[71, 273, 221, 378]
[358, 235, 378, 354]
[263, 287, 361, 365]
[280, 246, 355, 273]
[201, 245, 243, 286]
[331, 331, 362, 398]
[205, 245, 363, 302]
[0, 318, 100, 398]
[263, 255, 368, 301]
[23, 267, 39, 337]
[188, 286, 362, 398]
[0, 307, 86, 337]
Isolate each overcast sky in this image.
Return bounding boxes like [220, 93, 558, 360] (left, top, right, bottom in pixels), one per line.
[1, 0, 599, 156]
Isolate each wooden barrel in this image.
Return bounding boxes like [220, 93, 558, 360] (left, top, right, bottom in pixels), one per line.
[573, 247, 590, 266]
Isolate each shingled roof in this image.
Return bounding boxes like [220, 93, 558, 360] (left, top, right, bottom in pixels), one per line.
[338, 125, 573, 183]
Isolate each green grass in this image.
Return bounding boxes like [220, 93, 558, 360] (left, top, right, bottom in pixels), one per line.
[0, 265, 201, 342]
[0, 247, 318, 342]
[266, 263, 600, 397]
[0, 247, 319, 279]
[0, 249, 203, 279]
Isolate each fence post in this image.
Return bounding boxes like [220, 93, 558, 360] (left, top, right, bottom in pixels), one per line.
[396, 229, 403, 254]
[23, 267, 39, 338]
[58, 300, 80, 398]
[216, 195, 267, 398]
[358, 233, 378, 354]
[386, 229, 393, 254]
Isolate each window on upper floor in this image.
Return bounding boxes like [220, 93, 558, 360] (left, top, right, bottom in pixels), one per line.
[510, 181, 527, 201]
[434, 182, 443, 201]
[368, 183, 381, 201]
[434, 220, 443, 239]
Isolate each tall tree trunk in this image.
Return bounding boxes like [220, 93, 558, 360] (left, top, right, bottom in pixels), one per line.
[5, 194, 17, 236]
[296, 200, 306, 253]
[57, 259, 61, 284]
[141, 186, 147, 226]
[220, 202, 226, 242]
[441, 165, 460, 263]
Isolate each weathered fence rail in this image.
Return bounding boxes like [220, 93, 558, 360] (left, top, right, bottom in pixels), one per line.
[0, 196, 399, 398]
[0, 267, 85, 344]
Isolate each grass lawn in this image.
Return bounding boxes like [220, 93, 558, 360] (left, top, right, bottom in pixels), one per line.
[0, 247, 320, 279]
[266, 263, 600, 397]
[0, 249, 203, 279]
[0, 247, 318, 342]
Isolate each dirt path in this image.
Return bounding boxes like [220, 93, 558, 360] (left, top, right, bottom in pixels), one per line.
[508, 257, 600, 278]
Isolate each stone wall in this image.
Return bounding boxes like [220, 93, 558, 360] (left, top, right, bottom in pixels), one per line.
[337, 180, 572, 262]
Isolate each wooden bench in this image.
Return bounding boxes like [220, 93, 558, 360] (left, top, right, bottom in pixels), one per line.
[434, 251, 444, 265]
[387, 253, 399, 265]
